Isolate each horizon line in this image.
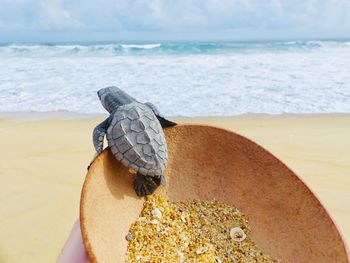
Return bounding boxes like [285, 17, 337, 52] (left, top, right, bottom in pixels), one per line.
[1, 37, 350, 45]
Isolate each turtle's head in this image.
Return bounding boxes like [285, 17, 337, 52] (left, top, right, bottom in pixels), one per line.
[97, 86, 136, 113]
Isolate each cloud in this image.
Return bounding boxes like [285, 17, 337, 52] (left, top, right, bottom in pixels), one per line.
[0, 0, 82, 31]
[0, 0, 350, 41]
[34, 0, 83, 30]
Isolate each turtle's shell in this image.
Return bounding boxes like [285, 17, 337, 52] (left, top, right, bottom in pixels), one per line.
[106, 102, 168, 176]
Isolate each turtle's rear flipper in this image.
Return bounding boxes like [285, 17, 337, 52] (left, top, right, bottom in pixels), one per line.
[156, 116, 177, 128]
[153, 174, 166, 186]
[133, 172, 158, 197]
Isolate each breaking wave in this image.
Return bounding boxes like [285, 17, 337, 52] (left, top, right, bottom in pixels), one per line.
[1, 40, 349, 57]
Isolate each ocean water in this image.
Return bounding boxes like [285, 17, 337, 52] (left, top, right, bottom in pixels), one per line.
[0, 41, 349, 116]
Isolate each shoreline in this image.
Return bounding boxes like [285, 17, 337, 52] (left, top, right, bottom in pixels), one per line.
[1, 113, 349, 262]
[1, 111, 350, 121]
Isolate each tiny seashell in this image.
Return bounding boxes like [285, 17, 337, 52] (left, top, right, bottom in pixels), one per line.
[152, 207, 162, 219]
[181, 235, 189, 243]
[150, 219, 159, 224]
[125, 233, 133, 241]
[196, 247, 207, 254]
[181, 212, 186, 222]
[230, 256, 237, 263]
[178, 251, 184, 263]
[136, 217, 146, 222]
[229, 227, 246, 242]
[214, 256, 222, 263]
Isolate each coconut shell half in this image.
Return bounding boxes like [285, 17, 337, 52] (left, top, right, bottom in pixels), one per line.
[80, 124, 349, 263]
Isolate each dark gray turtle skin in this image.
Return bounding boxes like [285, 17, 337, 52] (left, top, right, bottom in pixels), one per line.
[91, 86, 176, 196]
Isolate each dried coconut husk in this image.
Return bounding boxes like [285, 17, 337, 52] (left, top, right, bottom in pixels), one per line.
[80, 124, 349, 263]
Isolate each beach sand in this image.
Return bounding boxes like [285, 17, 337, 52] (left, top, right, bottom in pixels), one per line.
[0, 113, 349, 262]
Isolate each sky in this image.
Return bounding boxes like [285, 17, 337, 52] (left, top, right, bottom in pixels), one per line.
[0, 0, 350, 42]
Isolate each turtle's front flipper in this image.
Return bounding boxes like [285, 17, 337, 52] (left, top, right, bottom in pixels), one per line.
[133, 172, 158, 196]
[145, 102, 177, 128]
[157, 116, 177, 128]
[88, 117, 110, 169]
[93, 118, 110, 153]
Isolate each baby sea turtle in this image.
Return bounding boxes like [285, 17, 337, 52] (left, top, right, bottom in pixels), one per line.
[92, 86, 176, 196]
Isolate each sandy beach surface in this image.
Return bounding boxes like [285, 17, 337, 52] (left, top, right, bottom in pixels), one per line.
[0, 113, 349, 262]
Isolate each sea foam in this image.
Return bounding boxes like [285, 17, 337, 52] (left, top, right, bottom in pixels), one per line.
[0, 41, 349, 116]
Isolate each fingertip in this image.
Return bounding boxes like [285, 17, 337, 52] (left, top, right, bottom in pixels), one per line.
[57, 219, 90, 263]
